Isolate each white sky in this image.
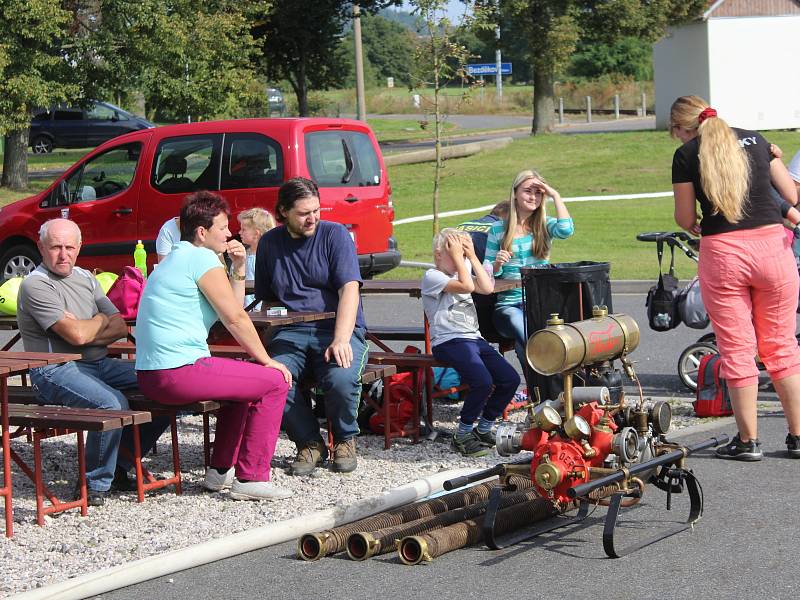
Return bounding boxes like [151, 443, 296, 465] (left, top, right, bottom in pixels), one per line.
[400, 1, 472, 21]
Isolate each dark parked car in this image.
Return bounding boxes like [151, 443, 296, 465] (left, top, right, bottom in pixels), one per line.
[29, 101, 155, 154]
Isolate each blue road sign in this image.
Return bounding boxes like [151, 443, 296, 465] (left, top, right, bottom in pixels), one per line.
[466, 63, 512, 76]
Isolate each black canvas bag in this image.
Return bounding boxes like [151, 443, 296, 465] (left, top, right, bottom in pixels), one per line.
[646, 239, 682, 331]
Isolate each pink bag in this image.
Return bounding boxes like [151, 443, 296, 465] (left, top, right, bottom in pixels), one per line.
[106, 266, 145, 320]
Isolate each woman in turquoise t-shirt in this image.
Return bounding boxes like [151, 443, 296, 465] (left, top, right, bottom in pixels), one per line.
[136, 191, 293, 502]
[484, 169, 574, 376]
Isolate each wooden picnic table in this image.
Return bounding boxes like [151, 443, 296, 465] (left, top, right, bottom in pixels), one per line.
[0, 351, 81, 537]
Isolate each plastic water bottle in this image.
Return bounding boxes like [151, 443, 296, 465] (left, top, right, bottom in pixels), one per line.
[133, 240, 147, 279]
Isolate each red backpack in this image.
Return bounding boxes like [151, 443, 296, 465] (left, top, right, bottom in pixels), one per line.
[368, 345, 419, 436]
[368, 370, 416, 436]
[694, 354, 733, 417]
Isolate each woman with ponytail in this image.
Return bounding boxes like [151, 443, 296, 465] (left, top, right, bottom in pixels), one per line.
[670, 95, 800, 461]
[483, 169, 574, 382]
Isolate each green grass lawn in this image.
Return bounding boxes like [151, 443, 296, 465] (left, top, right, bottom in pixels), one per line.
[2, 128, 799, 280]
[384, 128, 800, 280]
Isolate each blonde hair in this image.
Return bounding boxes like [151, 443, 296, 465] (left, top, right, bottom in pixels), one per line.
[237, 207, 275, 234]
[670, 95, 750, 223]
[502, 169, 550, 259]
[432, 228, 467, 253]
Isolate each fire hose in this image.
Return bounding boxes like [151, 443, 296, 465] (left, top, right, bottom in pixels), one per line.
[398, 496, 558, 565]
[347, 486, 543, 561]
[297, 473, 532, 560]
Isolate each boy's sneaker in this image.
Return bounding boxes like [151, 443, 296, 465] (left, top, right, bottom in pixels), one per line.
[452, 431, 490, 457]
[472, 428, 496, 448]
[786, 433, 800, 458]
[715, 434, 762, 461]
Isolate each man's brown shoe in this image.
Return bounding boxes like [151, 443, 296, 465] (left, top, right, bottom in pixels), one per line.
[290, 440, 328, 476]
[332, 438, 357, 473]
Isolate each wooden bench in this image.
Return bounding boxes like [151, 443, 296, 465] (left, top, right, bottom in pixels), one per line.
[123, 392, 222, 478]
[7, 388, 199, 503]
[5, 400, 151, 525]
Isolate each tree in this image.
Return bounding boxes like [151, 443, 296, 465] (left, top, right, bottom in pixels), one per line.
[344, 12, 416, 88]
[252, 1, 399, 116]
[409, 0, 484, 236]
[72, 0, 263, 122]
[568, 36, 654, 80]
[0, 0, 78, 190]
[489, 0, 705, 134]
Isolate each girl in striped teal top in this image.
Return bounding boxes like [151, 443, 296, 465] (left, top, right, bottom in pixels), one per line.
[484, 169, 574, 378]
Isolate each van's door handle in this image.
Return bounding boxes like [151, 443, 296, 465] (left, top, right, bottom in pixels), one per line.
[112, 207, 133, 215]
[344, 195, 358, 203]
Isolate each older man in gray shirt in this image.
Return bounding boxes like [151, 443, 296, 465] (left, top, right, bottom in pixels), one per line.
[17, 219, 167, 506]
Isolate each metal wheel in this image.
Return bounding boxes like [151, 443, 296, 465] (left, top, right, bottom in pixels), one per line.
[678, 342, 718, 392]
[31, 135, 54, 154]
[0, 244, 41, 282]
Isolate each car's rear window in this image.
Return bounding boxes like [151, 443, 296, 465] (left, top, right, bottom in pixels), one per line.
[305, 131, 381, 187]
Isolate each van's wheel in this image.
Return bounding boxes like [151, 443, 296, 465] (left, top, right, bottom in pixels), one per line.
[678, 342, 718, 392]
[31, 135, 54, 154]
[0, 245, 41, 282]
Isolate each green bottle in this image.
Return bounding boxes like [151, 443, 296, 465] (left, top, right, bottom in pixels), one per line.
[133, 240, 147, 279]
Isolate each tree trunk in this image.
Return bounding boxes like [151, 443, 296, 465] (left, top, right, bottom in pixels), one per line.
[531, 64, 555, 135]
[297, 57, 308, 117]
[1, 130, 30, 191]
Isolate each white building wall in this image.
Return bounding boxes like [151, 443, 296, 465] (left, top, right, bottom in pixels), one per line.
[707, 16, 800, 130]
[653, 23, 711, 129]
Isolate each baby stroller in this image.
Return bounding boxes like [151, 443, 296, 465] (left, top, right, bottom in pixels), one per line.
[637, 231, 716, 391]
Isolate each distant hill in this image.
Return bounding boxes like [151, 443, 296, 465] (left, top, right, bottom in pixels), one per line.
[380, 7, 417, 30]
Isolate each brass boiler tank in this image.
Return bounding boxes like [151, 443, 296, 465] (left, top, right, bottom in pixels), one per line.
[526, 307, 639, 377]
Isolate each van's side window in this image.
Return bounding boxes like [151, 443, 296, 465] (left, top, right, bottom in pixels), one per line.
[152, 135, 222, 194]
[42, 143, 142, 207]
[305, 131, 381, 188]
[221, 133, 283, 190]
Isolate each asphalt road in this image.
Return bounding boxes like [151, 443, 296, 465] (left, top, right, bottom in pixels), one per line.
[379, 114, 656, 153]
[81, 290, 797, 600]
[99, 415, 799, 600]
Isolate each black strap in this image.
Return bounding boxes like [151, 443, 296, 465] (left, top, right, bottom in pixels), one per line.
[668, 243, 677, 278]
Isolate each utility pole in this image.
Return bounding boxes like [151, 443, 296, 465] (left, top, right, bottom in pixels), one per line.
[495, 25, 502, 102]
[353, 4, 367, 122]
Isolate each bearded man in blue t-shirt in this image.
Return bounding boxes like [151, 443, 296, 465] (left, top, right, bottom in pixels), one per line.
[255, 177, 367, 476]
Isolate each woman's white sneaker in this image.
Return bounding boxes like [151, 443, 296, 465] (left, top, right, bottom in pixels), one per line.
[229, 479, 294, 501]
[203, 467, 235, 491]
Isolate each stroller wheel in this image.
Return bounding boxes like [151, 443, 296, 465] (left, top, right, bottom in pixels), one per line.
[697, 332, 716, 345]
[678, 342, 718, 391]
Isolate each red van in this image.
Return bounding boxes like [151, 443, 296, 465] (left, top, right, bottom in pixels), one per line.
[0, 118, 400, 279]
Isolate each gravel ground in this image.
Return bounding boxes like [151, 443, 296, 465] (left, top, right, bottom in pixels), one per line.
[1, 391, 702, 596]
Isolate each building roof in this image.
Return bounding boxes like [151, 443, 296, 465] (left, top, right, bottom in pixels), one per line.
[704, 0, 800, 19]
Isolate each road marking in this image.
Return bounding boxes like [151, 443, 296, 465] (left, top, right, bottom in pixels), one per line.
[393, 191, 674, 225]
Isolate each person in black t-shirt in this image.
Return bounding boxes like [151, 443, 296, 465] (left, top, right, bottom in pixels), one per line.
[669, 95, 800, 461]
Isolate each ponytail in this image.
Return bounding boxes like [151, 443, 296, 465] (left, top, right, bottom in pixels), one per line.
[670, 95, 750, 223]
